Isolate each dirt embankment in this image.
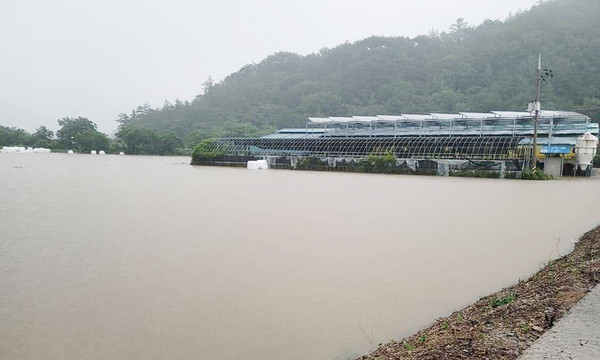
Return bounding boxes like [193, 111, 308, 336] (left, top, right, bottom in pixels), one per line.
[357, 227, 600, 360]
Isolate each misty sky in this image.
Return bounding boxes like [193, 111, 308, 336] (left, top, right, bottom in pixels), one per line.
[1, 0, 539, 134]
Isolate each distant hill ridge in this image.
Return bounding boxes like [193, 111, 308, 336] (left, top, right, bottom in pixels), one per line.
[118, 0, 600, 140]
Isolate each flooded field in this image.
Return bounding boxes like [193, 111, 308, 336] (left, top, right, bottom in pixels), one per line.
[1, 153, 598, 360]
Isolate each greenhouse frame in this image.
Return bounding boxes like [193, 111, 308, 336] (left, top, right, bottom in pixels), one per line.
[204, 136, 529, 161]
[195, 110, 597, 177]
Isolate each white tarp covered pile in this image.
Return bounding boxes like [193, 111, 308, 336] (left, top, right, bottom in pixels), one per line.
[1, 146, 51, 153]
[247, 159, 268, 170]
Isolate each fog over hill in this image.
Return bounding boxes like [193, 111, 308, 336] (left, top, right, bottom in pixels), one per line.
[2, 0, 599, 152]
[0, 0, 539, 134]
[117, 0, 600, 143]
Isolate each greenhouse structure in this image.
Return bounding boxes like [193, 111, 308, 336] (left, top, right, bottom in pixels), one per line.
[195, 111, 598, 177]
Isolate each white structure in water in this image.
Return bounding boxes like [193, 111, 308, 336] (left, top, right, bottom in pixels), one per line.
[247, 159, 268, 170]
[119, 152, 125, 155]
[575, 132, 598, 171]
[1, 146, 51, 153]
[91, 150, 97, 155]
[67, 150, 74, 154]
[0, 146, 26, 153]
[98, 150, 106, 155]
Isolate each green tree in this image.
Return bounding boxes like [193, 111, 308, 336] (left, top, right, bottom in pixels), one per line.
[156, 131, 180, 155]
[202, 76, 215, 94]
[56, 117, 97, 149]
[32, 126, 54, 148]
[0, 126, 33, 146]
[73, 129, 110, 152]
[449, 18, 470, 42]
[115, 125, 181, 155]
[115, 126, 147, 154]
[185, 129, 212, 148]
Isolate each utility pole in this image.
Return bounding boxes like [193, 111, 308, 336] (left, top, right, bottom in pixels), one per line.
[531, 53, 542, 172]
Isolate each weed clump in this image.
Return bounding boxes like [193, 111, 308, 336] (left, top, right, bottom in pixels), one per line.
[521, 168, 553, 180]
[490, 294, 516, 308]
[191, 138, 225, 165]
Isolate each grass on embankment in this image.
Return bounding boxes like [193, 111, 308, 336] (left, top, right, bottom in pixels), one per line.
[357, 226, 600, 360]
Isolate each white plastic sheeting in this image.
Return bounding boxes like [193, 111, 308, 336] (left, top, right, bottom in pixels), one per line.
[310, 111, 590, 124]
[247, 159, 268, 170]
[307, 117, 332, 123]
[352, 116, 379, 122]
[329, 117, 355, 123]
[430, 113, 462, 120]
[539, 110, 585, 118]
[397, 159, 418, 172]
[435, 159, 506, 177]
[1, 146, 25, 153]
[491, 111, 532, 118]
[459, 112, 497, 118]
[1, 146, 51, 153]
[401, 114, 435, 120]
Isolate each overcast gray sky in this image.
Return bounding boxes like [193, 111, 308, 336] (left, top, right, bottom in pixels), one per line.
[1, 0, 539, 134]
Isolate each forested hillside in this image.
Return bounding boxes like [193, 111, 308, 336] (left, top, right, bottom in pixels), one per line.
[121, 0, 600, 145]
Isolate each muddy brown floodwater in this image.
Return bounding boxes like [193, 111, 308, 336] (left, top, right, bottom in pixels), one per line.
[1, 153, 599, 360]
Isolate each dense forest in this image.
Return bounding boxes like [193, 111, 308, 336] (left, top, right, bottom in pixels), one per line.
[2, 0, 599, 154]
[117, 0, 600, 143]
